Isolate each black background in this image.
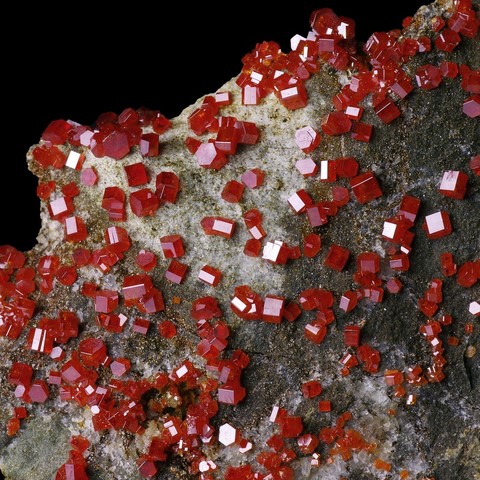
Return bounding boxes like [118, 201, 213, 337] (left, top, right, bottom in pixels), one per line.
[0, 1, 425, 252]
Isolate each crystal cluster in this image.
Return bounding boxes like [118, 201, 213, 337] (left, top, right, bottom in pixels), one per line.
[1, 1, 479, 479]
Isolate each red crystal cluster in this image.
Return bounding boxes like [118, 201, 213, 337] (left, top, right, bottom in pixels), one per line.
[1, 1, 479, 479]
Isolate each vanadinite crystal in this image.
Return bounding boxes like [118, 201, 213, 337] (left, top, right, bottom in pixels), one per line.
[2, 3, 480, 480]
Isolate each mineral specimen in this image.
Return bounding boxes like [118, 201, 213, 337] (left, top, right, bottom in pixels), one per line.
[1, 1, 479, 479]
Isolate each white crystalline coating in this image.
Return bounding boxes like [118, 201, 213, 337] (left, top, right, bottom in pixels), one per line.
[65, 151, 83, 169]
[219, 423, 237, 446]
[439, 170, 460, 192]
[469, 301, 480, 316]
[212, 219, 234, 235]
[425, 212, 445, 234]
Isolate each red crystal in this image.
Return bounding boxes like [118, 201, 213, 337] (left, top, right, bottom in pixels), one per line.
[195, 143, 228, 170]
[390, 253, 410, 271]
[335, 157, 359, 178]
[27, 380, 49, 403]
[65, 151, 85, 170]
[295, 158, 318, 177]
[350, 171, 383, 204]
[241, 168, 264, 189]
[42, 119, 71, 144]
[423, 211, 452, 239]
[439, 170, 468, 199]
[56, 265, 78, 286]
[217, 383, 246, 405]
[102, 187, 126, 221]
[156, 172, 180, 204]
[399, 195, 421, 223]
[129, 189, 159, 217]
[470, 156, 480, 176]
[215, 116, 238, 155]
[235, 120, 260, 145]
[279, 415, 303, 438]
[198, 265, 222, 287]
[457, 261, 478, 288]
[132, 318, 150, 335]
[288, 190, 313, 214]
[344, 325, 361, 347]
[301, 380, 322, 398]
[440, 61, 459, 78]
[140, 133, 160, 157]
[345, 106, 364, 120]
[357, 344, 381, 373]
[244, 239, 261, 257]
[351, 123, 373, 142]
[105, 226, 131, 253]
[306, 204, 328, 227]
[221, 180, 244, 203]
[201, 217, 236, 239]
[318, 400, 332, 412]
[32, 145, 67, 169]
[295, 126, 321, 153]
[463, 95, 480, 118]
[324, 244, 350, 271]
[321, 112, 352, 135]
[297, 434, 319, 454]
[339, 291, 358, 312]
[262, 295, 285, 323]
[48, 196, 74, 220]
[102, 128, 130, 160]
[125, 163, 149, 187]
[64, 216, 88, 243]
[305, 320, 327, 343]
[416, 64, 442, 90]
[158, 320, 177, 339]
[435, 28, 461, 52]
[94, 290, 119, 313]
[262, 241, 291, 264]
[62, 182, 80, 198]
[110, 358, 131, 377]
[319, 160, 337, 182]
[418, 298, 438, 317]
[441, 252, 457, 276]
[8, 363, 33, 387]
[79, 338, 107, 367]
[135, 250, 157, 272]
[160, 235, 185, 258]
[304, 233, 321, 258]
[37, 181, 56, 200]
[165, 260, 188, 284]
[374, 98, 401, 123]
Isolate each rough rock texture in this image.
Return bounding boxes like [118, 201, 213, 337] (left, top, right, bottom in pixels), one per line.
[0, 0, 479, 479]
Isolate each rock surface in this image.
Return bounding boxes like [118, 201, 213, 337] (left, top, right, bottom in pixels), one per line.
[0, 0, 479, 479]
